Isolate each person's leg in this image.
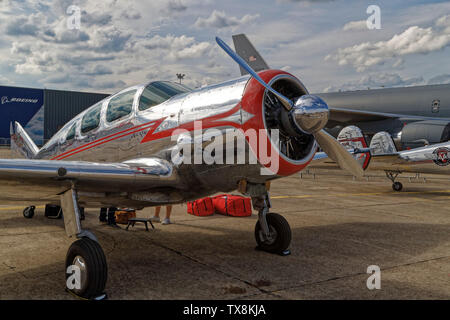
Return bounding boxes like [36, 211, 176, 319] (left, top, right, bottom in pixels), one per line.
[99, 207, 107, 222]
[166, 205, 172, 219]
[162, 205, 173, 225]
[150, 206, 161, 222]
[107, 207, 118, 225]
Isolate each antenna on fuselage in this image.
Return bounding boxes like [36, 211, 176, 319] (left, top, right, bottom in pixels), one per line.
[176, 73, 185, 84]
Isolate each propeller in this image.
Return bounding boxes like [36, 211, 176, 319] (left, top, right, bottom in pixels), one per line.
[215, 36, 363, 178]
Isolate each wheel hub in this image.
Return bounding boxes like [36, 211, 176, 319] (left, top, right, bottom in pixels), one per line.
[259, 225, 278, 245]
[72, 255, 87, 293]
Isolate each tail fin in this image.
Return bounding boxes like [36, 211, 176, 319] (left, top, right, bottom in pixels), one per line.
[232, 34, 270, 76]
[369, 131, 398, 155]
[10, 121, 39, 159]
[337, 125, 371, 170]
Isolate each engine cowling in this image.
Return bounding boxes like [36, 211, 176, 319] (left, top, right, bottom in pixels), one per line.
[400, 120, 450, 149]
[241, 70, 318, 176]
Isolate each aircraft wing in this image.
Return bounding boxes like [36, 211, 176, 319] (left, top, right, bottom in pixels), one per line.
[0, 157, 179, 206]
[328, 107, 450, 127]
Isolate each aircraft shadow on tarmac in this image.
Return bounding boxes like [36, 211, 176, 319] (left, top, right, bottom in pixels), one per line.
[1, 211, 449, 299]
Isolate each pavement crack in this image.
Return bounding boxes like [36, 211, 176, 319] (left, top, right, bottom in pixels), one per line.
[269, 255, 450, 294]
[146, 237, 283, 299]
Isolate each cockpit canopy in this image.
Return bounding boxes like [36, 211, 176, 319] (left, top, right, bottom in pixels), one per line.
[43, 81, 191, 149]
[139, 81, 191, 111]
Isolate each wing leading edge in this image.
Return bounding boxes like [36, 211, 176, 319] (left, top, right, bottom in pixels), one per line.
[0, 157, 179, 206]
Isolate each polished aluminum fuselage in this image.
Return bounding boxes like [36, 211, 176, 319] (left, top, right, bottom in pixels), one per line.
[18, 75, 270, 204]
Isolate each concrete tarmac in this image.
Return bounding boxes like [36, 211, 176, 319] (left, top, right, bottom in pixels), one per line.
[0, 170, 449, 299]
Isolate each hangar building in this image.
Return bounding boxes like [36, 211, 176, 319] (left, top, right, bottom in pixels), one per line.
[0, 85, 109, 146]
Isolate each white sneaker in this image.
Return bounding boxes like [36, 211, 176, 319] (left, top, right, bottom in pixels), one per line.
[162, 218, 172, 225]
[150, 216, 160, 223]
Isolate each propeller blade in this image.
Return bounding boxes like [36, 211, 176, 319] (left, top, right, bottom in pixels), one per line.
[215, 36, 293, 110]
[314, 130, 364, 178]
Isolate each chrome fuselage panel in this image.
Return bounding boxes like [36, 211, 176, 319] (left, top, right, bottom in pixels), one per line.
[32, 76, 272, 203]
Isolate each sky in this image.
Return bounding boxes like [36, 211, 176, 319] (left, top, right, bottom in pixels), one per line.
[0, 0, 449, 94]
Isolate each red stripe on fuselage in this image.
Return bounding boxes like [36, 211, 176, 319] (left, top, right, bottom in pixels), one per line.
[51, 103, 243, 160]
[139, 103, 243, 144]
[52, 119, 164, 160]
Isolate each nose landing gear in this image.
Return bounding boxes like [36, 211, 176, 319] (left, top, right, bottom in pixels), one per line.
[251, 188, 291, 256]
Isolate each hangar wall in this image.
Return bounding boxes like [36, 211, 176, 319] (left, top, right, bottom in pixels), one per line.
[43, 89, 109, 141]
[0, 85, 109, 146]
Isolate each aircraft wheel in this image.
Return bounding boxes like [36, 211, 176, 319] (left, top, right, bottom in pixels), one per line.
[255, 213, 291, 254]
[23, 206, 35, 219]
[65, 238, 107, 299]
[392, 182, 403, 191]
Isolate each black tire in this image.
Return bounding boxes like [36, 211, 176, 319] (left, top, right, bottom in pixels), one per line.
[392, 182, 403, 191]
[65, 238, 107, 299]
[254, 212, 291, 254]
[23, 206, 35, 219]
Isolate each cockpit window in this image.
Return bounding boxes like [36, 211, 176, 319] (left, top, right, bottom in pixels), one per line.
[66, 123, 77, 141]
[81, 103, 102, 134]
[106, 90, 136, 122]
[139, 81, 191, 111]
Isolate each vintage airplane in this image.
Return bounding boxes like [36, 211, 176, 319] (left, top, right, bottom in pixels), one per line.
[4, 37, 363, 299]
[233, 34, 450, 150]
[311, 125, 450, 191]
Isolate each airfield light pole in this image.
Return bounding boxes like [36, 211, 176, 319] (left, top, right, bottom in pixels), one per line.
[176, 73, 185, 84]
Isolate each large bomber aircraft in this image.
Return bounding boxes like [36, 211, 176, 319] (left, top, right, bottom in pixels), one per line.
[232, 34, 450, 150]
[4, 37, 362, 299]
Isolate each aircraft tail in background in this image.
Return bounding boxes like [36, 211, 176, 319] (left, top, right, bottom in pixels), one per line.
[337, 126, 371, 170]
[232, 34, 270, 76]
[369, 131, 398, 155]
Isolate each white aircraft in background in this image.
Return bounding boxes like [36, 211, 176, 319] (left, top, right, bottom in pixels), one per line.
[312, 125, 450, 191]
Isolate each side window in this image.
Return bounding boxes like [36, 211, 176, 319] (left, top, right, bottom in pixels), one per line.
[66, 123, 77, 141]
[81, 103, 102, 134]
[106, 90, 136, 122]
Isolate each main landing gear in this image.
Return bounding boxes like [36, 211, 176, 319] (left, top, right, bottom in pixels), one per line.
[60, 188, 107, 300]
[386, 171, 403, 192]
[251, 188, 291, 256]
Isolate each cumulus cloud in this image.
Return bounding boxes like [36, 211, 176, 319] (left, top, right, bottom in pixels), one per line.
[326, 15, 450, 72]
[138, 34, 213, 61]
[83, 65, 114, 76]
[194, 10, 259, 29]
[342, 20, 367, 31]
[323, 72, 425, 92]
[427, 74, 450, 85]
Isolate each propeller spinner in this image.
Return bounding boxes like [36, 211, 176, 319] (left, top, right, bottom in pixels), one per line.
[215, 36, 363, 178]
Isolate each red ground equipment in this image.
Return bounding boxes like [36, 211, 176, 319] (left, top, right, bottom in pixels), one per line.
[187, 197, 215, 216]
[212, 194, 252, 217]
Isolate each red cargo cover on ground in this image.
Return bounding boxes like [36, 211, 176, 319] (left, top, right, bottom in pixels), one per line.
[187, 197, 215, 216]
[212, 194, 252, 217]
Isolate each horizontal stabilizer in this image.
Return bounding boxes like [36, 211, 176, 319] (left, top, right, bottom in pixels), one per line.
[10, 121, 39, 159]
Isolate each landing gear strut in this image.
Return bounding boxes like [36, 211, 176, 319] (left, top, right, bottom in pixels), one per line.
[251, 190, 291, 256]
[61, 187, 107, 299]
[386, 171, 403, 191]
